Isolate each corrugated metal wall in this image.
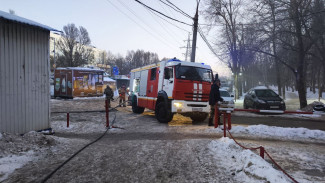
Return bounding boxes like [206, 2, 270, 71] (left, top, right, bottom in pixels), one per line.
[0, 19, 50, 134]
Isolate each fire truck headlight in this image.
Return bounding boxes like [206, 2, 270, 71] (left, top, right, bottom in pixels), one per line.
[174, 102, 183, 108]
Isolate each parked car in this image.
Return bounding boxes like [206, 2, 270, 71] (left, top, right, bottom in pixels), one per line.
[243, 88, 286, 110]
[220, 89, 235, 108]
[313, 104, 325, 112]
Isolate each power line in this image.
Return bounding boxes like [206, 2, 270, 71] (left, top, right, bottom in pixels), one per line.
[145, 7, 184, 45]
[198, 26, 223, 61]
[159, 0, 192, 19]
[165, 0, 193, 19]
[116, 0, 177, 48]
[134, 0, 192, 26]
[156, 0, 190, 34]
[148, 5, 191, 33]
[105, 0, 176, 50]
[157, 0, 177, 19]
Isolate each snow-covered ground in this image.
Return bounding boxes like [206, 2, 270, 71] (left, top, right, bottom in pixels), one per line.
[0, 131, 89, 182]
[209, 138, 291, 183]
[1, 116, 324, 182]
[1, 96, 325, 182]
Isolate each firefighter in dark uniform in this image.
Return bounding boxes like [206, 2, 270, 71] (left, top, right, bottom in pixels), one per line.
[208, 76, 224, 126]
[104, 85, 114, 108]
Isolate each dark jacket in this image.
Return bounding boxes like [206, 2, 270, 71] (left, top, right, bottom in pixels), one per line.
[209, 83, 223, 105]
[104, 86, 113, 100]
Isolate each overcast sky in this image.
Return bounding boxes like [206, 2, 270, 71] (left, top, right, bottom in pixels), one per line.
[0, 0, 231, 77]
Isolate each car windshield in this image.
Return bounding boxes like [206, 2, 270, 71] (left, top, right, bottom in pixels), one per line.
[220, 90, 230, 97]
[255, 89, 278, 97]
[175, 66, 212, 82]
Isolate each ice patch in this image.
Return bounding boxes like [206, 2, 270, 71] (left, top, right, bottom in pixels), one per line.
[0, 151, 35, 182]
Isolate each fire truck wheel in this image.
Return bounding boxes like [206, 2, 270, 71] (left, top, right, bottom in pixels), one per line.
[190, 113, 208, 122]
[132, 97, 145, 114]
[155, 102, 174, 123]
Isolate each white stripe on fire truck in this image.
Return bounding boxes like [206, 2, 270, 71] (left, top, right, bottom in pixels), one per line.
[193, 83, 197, 101]
[198, 83, 202, 101]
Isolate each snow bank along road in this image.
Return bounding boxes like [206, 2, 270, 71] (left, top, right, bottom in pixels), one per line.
[1, 98, 324, 182]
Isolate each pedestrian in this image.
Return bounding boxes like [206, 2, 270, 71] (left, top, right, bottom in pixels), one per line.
[104, 85, 113, 108]
[208, 75, 224, 126]
[118, 84, 128, 107]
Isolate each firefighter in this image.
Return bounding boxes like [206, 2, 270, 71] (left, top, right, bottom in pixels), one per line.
[104, 85, 113, 108]
[208, 76, 224, 126]
[118, 84, 128, 107]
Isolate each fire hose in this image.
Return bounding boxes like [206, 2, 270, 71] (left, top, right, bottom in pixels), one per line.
[41, 114, 118, 183]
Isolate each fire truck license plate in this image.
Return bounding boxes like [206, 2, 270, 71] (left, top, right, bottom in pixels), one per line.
[192, 108, 203, 112]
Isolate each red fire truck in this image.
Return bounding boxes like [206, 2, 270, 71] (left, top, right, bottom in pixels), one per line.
[129, 58, 213, 123]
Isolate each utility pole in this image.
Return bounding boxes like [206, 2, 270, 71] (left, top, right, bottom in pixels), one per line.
[180, 33, 192, 61]
[190, 1, 200, 63]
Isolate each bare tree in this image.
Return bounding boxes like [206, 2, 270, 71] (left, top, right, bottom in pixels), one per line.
[247, 0, 315, 108]
[203, 0, 246, 99]
[310, 0, 325, 99]
[109, 50, 160, 75]
[56, 23, 94, 67]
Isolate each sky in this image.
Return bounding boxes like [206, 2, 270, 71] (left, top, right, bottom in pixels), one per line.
[0, 0, 231, 77]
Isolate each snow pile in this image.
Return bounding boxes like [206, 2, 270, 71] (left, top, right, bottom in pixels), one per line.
[203, 125, 325, 142]
[230, 125, 325, 141]
[0, 131, 90, 181]
[0, 131, 56, 157]
[0, 151, 35, 181]
[209, 138, 291, 183]
[0, 132, 56, 181]
[301, 101, 324, 112]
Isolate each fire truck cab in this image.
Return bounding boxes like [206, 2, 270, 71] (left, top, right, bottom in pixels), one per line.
[129, 58, 213, 123]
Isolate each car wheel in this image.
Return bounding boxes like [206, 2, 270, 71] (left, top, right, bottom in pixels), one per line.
[132, 96, 145, 114]
[155, 102, 173, 123]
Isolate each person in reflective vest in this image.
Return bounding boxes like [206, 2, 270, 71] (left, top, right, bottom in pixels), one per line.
[118, 84, 128, 107]
[208, 77, 224, 126]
